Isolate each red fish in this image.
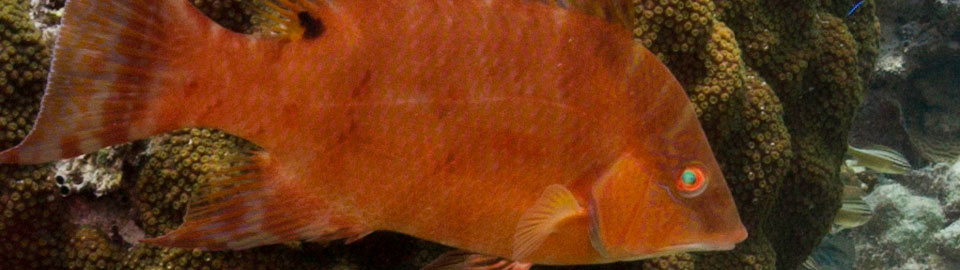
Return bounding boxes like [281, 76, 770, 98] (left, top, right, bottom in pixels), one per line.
[0, 0, 747, 268]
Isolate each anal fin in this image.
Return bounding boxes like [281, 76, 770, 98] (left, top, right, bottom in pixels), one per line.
[421, 251, 532, 270]
[142, 151, 371, 250]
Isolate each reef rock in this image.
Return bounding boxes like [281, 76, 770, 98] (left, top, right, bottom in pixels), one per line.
[850, 0, 960, 165]
[853, 163, 960, 269]
[844, 1, 960, 266]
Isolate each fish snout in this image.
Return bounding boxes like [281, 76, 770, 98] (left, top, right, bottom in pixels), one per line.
[655, 211, 748, 255]
[700, 223, 748, 251]
[699, 185, 748, 250]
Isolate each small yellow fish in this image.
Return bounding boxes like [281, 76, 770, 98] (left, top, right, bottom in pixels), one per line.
[833, 185, 872, 230]
[800, 256, 822, 270]
[846, 145, 912, 175]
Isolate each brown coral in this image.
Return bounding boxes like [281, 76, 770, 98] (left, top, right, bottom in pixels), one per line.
[118, 243, 324, 270]
[131, 129, 257, 237]
[539, 4, 873, 270]
[0, 1, 70, 269]
[64, 226, 122, 270]
[189, 0, 258, 33]
[124, 128, 340, 269]
[127, 128, 448, 270]
[628, 0, 874, 269]
[0, 0, 48, 150]
[0, 164, 71, 270]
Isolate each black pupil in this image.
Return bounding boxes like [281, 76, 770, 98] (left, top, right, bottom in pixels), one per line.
[298, 11, 324, 39]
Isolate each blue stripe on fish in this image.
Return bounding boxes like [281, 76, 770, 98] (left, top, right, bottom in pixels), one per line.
[846, 0, 865, 17]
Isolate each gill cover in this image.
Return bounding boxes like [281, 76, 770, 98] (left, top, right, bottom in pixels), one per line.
[588, 153, 655, 258]
[588, 153, 746, 260]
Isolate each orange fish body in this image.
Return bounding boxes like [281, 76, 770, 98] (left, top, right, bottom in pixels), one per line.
[0, 0, 746, 267]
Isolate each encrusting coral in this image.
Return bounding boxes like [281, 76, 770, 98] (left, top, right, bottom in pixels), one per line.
[0, 164, 70, 270]
[122, 128, 335, 270]
[0, 0, 48, 151]
[132, 129, 257, 237]
[0, 0, 877, 269]
[188, 0, 258, 33]
[0, 0, 70, 269]
[583, 0, 875, 269]
[64, 226, 122, 270]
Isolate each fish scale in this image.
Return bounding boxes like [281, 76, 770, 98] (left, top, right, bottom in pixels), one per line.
[0, 0, 747, 268]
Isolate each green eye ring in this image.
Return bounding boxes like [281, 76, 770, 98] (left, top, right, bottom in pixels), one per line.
[676, 166, 706, 195]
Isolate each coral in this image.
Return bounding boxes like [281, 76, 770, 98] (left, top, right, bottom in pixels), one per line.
[640, 253, 696, 270]
[697, 235, 777, 270]
[0, 1, 70, 269]
[0, 0, 49, 150]
[625, 0, 874, 269]
[189, 0, 258, 33]
[128, 128, 448, 270]
[118, 243, 320, 270]
[64, 226, 122, 270]
[0, 164, 71, 270]
[546, 2, 873, 269]
[131, 129, 257, 237]
[125, 129, 329, 269]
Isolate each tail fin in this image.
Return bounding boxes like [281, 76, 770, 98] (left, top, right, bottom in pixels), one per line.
[0, 0, 214, 164]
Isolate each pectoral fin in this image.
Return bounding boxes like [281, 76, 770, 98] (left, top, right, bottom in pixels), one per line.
[512, 184, 585, 260]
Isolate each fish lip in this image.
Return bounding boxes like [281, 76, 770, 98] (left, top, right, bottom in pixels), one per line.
[655, 242, 735, 254]
[615, 242, 737, 262]
[608, 229, 747, 262]
[655, 229, 749, 254]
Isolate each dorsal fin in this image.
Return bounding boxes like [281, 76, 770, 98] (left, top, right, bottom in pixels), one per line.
[533, 0, 636, 30]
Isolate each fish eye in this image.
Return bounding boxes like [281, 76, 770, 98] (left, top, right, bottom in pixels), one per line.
[676, 166, 707, 197]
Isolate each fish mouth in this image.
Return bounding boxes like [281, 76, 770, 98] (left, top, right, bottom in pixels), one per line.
[615, 242, 738, 262]
[657, 242, 735, 254]
[654, 229, 748, 255]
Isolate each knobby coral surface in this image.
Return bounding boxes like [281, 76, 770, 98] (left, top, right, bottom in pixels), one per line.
[0, 0, 66, 269]
[0, 0, 877, 269]
[569, 0, 873, 269]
